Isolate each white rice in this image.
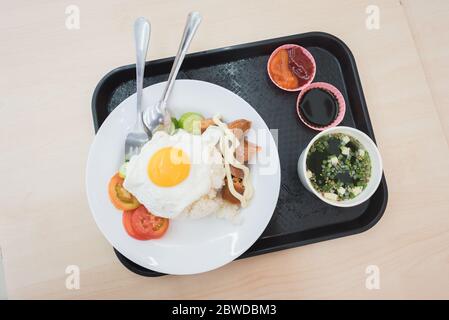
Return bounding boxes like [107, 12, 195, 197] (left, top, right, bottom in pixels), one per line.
[180, 188, 241, 223]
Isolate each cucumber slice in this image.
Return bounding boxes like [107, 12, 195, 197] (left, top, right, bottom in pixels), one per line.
[168, 119, 176, 135]
[119, 162, 128, 178]
[178, 112, 204, 135]
[171, 117, 179, 129]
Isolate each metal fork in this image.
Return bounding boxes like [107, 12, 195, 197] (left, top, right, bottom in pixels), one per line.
[142, 11, 202, 133]
[124, 17, 151, 161]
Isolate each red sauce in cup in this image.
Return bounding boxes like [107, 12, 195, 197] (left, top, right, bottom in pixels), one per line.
[287, 47, 315, 85]
[268, 45, 316, 91]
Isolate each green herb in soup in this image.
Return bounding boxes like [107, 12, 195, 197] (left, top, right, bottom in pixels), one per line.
[306, 133, 371, 201]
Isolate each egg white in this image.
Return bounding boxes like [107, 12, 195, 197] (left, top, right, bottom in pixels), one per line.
[123, 129, 225, 218]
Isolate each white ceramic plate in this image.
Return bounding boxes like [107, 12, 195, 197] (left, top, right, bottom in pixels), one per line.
[86, 80, 281, 275]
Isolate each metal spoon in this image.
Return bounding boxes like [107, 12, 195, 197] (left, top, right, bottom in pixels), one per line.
[124, 17, 151, 161]
[143, 11, 202, 133]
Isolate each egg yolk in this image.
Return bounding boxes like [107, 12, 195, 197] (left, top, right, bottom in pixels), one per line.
[147, 147, 190, 187]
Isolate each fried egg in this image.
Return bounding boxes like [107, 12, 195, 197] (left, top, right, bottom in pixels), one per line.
[123, 128, 225, 219]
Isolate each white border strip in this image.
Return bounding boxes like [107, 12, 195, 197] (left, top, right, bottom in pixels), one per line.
[0, 247, 7, 300]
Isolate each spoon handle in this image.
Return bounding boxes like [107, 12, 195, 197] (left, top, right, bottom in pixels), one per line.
[160, 12, 202, 108]
[134, 17, 151, 127]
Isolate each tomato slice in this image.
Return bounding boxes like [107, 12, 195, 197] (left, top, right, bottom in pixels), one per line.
[108, 173, 140, 211]
[130, 206, 169, 240]
[122, 209, 147, 240]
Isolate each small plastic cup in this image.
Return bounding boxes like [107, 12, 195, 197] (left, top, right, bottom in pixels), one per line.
[267, 44, 316, 92]
[296, 82, 346, 131]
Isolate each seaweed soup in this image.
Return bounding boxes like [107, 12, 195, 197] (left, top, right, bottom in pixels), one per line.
[306, 133, 371, 201]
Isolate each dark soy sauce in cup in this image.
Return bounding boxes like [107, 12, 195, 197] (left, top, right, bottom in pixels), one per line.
[299, 88, 338, 127]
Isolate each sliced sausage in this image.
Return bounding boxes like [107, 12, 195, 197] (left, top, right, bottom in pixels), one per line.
[221, 177, 245, 204]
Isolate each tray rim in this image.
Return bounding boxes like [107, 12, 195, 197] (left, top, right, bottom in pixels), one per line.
[91, 31, 388, 276]
[92, 32, 366, 132]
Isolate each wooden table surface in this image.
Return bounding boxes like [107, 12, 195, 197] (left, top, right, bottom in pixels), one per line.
[1, 0, 449, 299]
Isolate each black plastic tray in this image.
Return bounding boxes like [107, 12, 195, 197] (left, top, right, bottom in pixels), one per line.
[92, 32, 388, 277]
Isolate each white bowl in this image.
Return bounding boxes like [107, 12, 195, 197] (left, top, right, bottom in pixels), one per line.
[297, 126, 382, 207]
